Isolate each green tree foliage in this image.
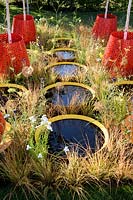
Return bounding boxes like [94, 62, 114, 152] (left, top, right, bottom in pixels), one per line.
[31, 0, 132, 11]
[101, 0, 129, 11]
[1, 0, 132, 11]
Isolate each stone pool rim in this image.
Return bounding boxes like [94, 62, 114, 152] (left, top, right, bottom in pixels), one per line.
[0, 83, 28, 92]
[50, 37, 74, 41]
[112, 80, 133, 87]
[49, 37, 75, 44]
[50, 47, 77, 53]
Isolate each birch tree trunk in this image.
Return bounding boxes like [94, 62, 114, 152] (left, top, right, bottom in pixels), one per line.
[124, 0, 132, 40]
[22, 0, 26, 20]
[5, 0, 12, 43]
[104, 0, 110, 19]
[26, 0, 29, 14]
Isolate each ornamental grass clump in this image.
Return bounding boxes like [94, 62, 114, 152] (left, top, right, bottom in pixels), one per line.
[46, 97, 95, 118]
[107, 126, 133, 182]
[94, 88, 128, 127]
[30, 156, 62, 200]
[0, 118, 40, 199]
[57, 152, 90, 200]
[0, 113, 52, 199]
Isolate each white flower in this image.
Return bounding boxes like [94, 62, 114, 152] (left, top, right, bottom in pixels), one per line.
[4, 113, 10, 119]
[96, 58, 101, 62]
[40, 121, 46, 126]
[29, 116, 36, 123]
[26, 145, 32, 150]
[47, 123, 53, 131]
[41, 115, 48, 123]
[46, 121, 53, 131]
[47, 121, 52, 126]
[35, 115, 53, 131]
[40, 115, 49, 126]
[38, 153, 43, 158]
[63, 146, 69, 153]
[40, 119, 48, 126]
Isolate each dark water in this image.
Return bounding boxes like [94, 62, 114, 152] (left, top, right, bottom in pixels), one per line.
[45, 85, 93, 106]
[49, 64, 84, 78]
[48, 119, 104, 155]
[52, 39, 75, 48]
[54, 50, 75, 61]
[114, 83, 133, 104]
[114, 83, 133, 94]
[0, 88, 20, 107]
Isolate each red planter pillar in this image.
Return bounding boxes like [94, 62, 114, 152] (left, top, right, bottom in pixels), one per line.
[92, 14, 117, 40]
[0, 112, 6, 142]
[12, 14, 36, 45]
[102, 31, 133, 77]
[0, 33, 30, 75]
[0, 42, 10, 79]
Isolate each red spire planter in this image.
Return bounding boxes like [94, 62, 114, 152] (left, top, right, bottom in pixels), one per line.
[0, 33, 30, 76]
[102, 31, 133, 77]
[0, 42, 10, 79]
[0, 111, 11, 152]
[92, 14, 117, 40]
[0, 112, 6, 142]
[12, 14, 36, 45]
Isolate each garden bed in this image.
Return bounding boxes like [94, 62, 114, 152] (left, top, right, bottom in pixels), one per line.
[0, 3, 133, 200]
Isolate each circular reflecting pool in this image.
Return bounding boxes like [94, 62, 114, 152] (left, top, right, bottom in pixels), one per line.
[47, 115, 108, 155]
[51, 48, 77, 61]
[44, 84, 94, 107]
[46, 62, 87, 81]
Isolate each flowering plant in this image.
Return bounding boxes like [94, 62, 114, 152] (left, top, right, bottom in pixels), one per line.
[26, 115, 53, 161]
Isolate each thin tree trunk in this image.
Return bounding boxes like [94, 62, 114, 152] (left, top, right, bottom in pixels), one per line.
[5, 0, 12, 43]
[124, 0, 132, 40]
[104, 0, 110, 19]
[22, 0, 26, 20]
